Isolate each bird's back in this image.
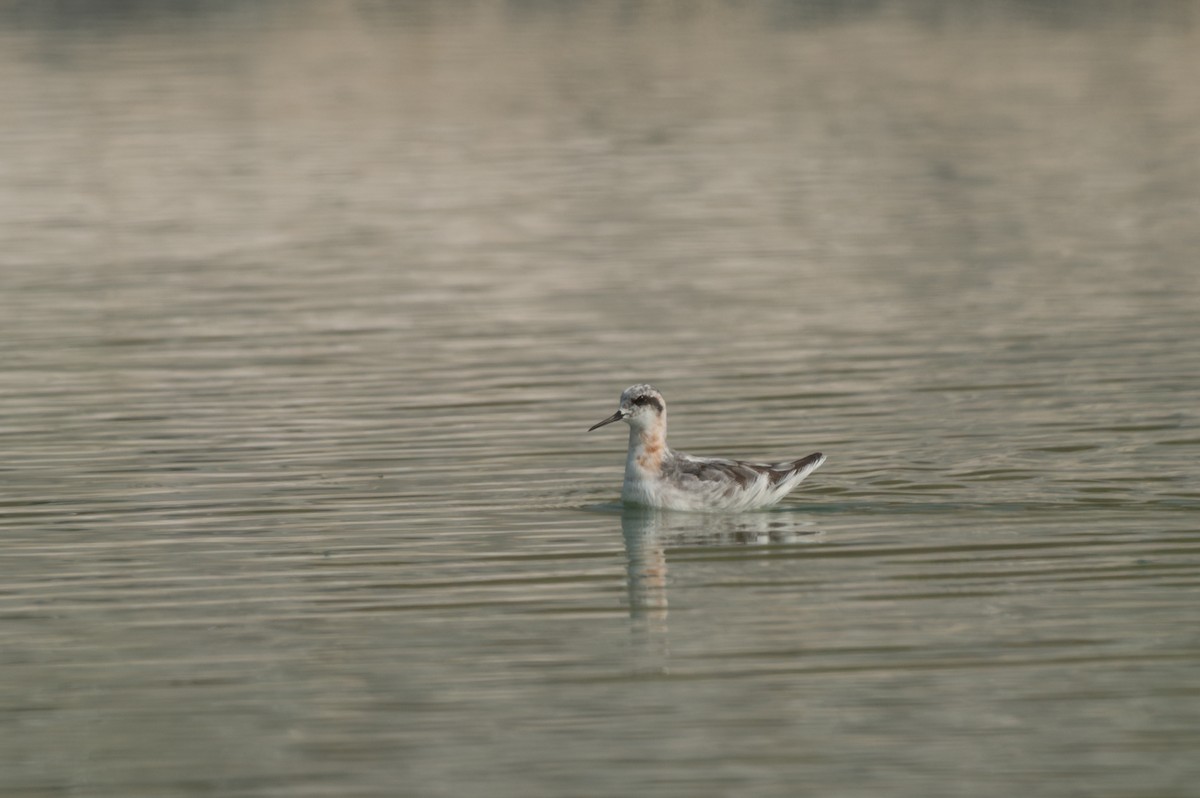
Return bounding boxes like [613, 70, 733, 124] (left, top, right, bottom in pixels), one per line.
[644, 450, 825, 511]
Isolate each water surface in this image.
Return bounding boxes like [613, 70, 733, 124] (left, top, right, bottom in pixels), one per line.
[1, 3, 1198, 796]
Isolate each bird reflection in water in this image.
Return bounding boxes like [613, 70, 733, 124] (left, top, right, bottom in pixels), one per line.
[619, 506, 823, 670]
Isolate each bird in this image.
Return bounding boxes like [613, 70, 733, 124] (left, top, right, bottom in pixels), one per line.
[588, 384, 825, 511]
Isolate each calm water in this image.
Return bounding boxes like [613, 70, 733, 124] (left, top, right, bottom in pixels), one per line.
[2, 2, 1199, 796]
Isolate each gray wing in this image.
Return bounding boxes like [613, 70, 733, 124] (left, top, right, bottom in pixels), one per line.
[668, 452, 825, 488]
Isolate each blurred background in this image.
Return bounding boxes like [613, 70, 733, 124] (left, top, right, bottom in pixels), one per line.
[1, 2, 1198, 796]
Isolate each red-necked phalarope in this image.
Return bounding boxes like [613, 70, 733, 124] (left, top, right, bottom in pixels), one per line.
[588, 384, 826, 512]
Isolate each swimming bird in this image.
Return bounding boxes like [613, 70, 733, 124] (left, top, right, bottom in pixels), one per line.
[588, 384, 825, 511]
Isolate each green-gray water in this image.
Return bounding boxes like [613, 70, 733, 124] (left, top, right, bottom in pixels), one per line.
[2, 3, 1198, 796]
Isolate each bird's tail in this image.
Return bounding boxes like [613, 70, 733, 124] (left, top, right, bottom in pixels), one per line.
[781, 452, 825, 487]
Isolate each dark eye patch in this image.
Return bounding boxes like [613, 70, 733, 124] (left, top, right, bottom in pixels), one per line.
[631, 395, 664, 412]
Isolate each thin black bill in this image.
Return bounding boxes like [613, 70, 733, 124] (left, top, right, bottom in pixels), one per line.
[588, 411, 625, 431]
